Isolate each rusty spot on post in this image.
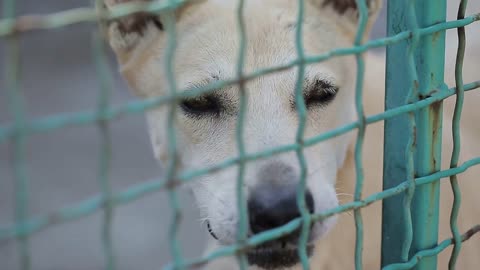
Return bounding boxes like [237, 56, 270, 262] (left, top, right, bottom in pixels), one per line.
[430, 101, 442, 170]
[432, 31, 441, 43]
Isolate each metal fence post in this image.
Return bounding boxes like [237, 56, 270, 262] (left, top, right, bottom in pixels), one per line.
[382, 0, 446, 269]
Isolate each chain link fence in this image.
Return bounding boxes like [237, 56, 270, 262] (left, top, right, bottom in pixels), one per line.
[1, 0, 479, 269]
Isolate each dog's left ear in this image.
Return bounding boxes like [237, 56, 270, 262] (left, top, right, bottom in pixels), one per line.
[311, 0, 382, 37]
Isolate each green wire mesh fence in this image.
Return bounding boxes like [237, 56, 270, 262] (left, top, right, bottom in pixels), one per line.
[0, 0, 479, 270]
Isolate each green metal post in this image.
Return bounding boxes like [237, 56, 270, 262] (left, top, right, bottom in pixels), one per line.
[382, 0, 446, 269]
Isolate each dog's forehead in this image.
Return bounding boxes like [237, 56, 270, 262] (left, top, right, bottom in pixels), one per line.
[173, 1, 344, 93]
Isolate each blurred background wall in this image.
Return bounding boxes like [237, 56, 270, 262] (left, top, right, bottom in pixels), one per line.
[3, 0, 469, 269]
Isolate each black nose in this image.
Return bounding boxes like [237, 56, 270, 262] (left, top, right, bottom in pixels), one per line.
[248, 184, 315, 234]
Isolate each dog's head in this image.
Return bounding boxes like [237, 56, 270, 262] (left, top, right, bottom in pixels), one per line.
[104, 0, 381, 268]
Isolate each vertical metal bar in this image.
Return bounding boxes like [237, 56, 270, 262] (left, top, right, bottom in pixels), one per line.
[352, 1, 369, 269]
[235, 0, 248, 268]
[448, 0, 468, 268]
[293, 0, 310, 268]
[92, 30, 116, 270]
[382, 1, 413, 265]
[382, 0, 446, 269]
[409, 1, 446, 268]
[3, 1, 30, 269]
[164, 0, 184, 269]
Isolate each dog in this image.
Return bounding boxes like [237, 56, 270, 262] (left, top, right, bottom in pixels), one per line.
[102, 0, 480, 269]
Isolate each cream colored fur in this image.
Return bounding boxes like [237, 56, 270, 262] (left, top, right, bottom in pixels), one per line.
[104, 0, 480, 269]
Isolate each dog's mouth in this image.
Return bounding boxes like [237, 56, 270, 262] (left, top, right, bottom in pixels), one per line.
[206, 220, 317, 269]
[246, 241, 315, 269]
[207, 220, 218, 240]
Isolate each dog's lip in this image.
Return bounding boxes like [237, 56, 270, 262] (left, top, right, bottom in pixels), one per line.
[206, 220, 218, 240]
[246, 243, 315, 269]
[248, 243, 315, 253]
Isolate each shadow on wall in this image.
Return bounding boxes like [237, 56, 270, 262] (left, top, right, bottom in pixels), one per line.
[0, 1, 387, 270]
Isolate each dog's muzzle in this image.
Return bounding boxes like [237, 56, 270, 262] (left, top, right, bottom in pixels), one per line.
[206, 180, 318, 269]
[246, 184, 316, 268]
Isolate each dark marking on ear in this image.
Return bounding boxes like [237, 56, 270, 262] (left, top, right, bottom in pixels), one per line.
[322, 0, 370, 15]
[113, 12, 163, 36]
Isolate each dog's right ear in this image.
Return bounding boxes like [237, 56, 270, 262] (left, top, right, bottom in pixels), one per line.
[102, 0, 201, 64]
[101, 0, 163, 63]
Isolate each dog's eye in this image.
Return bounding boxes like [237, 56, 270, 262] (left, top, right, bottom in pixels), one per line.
[180, 94, 221, 117]
[304, 80, 338, 108]
[305, 89, 337, 106]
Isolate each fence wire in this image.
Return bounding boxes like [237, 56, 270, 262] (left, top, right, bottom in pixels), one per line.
[0, 0, 479, 270]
